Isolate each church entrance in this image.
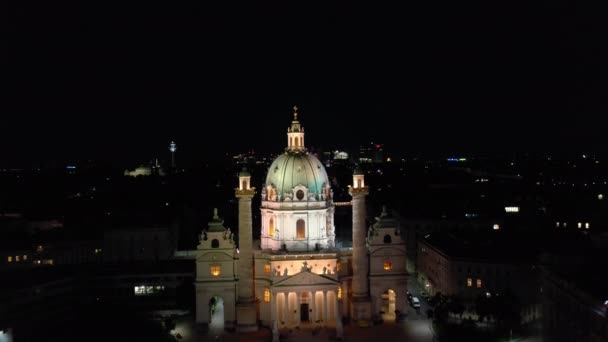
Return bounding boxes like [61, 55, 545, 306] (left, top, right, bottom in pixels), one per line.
[209, 296, 225, 335]
[300, 303, 309, 322]
[380, 289, 396, 322]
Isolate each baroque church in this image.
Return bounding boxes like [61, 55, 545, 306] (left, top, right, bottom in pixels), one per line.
[194, 107, 407, 333]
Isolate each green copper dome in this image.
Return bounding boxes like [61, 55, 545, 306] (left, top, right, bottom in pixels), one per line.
[265, 151, 329, 198]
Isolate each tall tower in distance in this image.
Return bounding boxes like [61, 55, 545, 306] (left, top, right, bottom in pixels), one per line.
[169, 141, 177, 168]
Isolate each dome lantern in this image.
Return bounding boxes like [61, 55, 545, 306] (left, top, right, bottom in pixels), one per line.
[287, 106, 305, 152]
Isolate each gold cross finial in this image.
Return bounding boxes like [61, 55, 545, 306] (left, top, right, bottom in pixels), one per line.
[293, 105, 298, 120]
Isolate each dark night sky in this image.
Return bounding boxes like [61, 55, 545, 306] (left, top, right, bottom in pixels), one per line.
[4, 1, 607, 166]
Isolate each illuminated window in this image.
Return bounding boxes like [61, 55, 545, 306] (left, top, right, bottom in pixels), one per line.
[36, 245, 44, 252]
[43, 259, 54, 265]
[585, 222, 590, 229]
[383, 260, 392, 271]
[338, 286, 343, 300]
[264, 264, 271, 273]
[134, 285, 165, 296]
[556, 222, 560, 227]
[23, 255, 28, 261]
[577, 222, 582, 229]
[210, 265, 221, 277]
[493, 224, 500, 230]
[296, 219, 305, 239]
[269, 217, 275, 237]
[336, 262, 342, 272]
[15, 256, 20, 262]
[7, 256, 12, 263]
[467, 278, 472, 287]
[94, 248, 102, 254]
[477, 279, 482, 288]
[264, 288, 270, 303]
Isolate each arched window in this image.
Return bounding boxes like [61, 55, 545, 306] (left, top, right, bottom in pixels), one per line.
[296, 190, 305, 200]
[296, 219, 305, 239]
[211, 239, 220, 248]
[269, 217, 275, 237]
[241, 180, 247, 190]
[357, 179, 362, 188]
[384, 234, 392, 244]
[290, 137, 293, 147]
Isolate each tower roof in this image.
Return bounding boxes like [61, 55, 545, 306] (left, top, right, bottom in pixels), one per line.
[239, 166, 251, 177]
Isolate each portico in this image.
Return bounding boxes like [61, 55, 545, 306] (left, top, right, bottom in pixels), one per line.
[271, 270, 341, 327]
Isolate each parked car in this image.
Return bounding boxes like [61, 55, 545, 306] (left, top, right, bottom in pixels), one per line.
[412, 297, 421, 308]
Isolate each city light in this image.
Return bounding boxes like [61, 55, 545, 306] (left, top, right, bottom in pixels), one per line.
[505, 206, 520, 213]
[493, 224, 500, 230]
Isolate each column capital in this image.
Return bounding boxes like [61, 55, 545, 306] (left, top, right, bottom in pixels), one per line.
[348, 186, 369, 197]
[235, 188, 256, 198]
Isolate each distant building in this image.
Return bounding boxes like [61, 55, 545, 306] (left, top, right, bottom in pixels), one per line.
[417, 232, 541, 322]
[542, 267, 608, 341]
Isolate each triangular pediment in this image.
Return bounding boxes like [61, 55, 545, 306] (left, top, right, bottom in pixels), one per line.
[273, 271, 340, 287]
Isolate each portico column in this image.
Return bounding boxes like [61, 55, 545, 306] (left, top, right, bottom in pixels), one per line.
[311, 291, 316, 322]
[284, 292, 290, 326]
[296, 293, 301, 326]
[271, 292, 277, 322]
[334, 291, 340, 322]
[323, 291, 328, 324]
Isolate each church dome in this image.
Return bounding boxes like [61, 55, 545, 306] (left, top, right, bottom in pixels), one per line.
[265, 151, 329, 199]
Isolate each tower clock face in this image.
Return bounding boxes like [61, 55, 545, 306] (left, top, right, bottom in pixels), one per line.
[296, 190, 305, 200]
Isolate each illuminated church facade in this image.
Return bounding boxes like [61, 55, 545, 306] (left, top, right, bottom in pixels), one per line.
[194, 108, 407, 331]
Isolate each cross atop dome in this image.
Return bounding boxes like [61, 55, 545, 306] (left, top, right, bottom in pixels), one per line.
[293, 105, 298, 120]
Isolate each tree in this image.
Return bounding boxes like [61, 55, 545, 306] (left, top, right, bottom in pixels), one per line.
[493, 291, 521, 331]
[475, 294, 492, 323]
[448, 295, 465, 318]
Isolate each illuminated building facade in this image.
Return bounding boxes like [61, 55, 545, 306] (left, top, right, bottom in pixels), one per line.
[194, 108, 407, 331]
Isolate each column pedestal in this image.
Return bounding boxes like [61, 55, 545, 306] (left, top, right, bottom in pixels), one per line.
[350, 296, 372, 325]
[236, 302, 258, 332]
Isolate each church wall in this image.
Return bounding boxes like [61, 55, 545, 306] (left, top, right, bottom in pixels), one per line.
[370, 248, 407, 275]
[261, 208, 331, 251]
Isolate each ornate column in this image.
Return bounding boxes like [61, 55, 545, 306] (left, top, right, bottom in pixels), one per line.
[235, 168, 257, 332]
[349, 166, 372, 323]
